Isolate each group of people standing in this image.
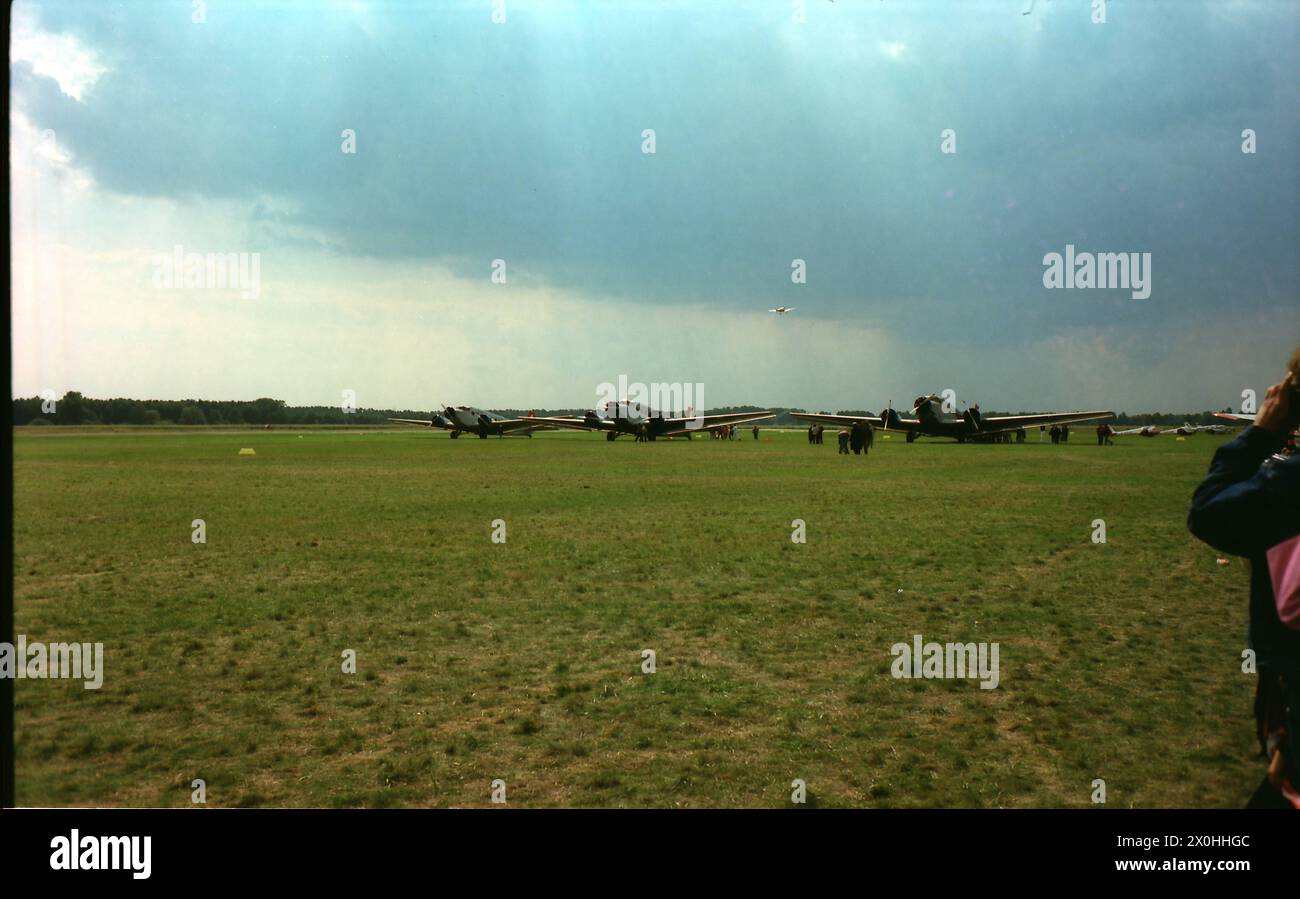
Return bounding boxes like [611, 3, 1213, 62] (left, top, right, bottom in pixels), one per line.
[1048, 424, 1071, 444]
[837, 421, 874, 456]
[806, 421, 873, 456]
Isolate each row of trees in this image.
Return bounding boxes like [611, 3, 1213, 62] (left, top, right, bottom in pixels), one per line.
[11, 393, 1240, 428]
[11, 393, 430, 427]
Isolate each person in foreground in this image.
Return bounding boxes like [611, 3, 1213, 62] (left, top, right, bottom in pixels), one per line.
[1188, 349, 1300, 808]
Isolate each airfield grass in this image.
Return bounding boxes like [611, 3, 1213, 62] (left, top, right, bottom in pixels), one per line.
[12, 426, 1259, 808]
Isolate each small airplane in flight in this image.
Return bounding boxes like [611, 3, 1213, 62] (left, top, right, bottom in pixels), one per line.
[524, 401, 774, 441]
[791, 393, 1113, 443]
[768, 306, 797, 315]
[388, 405, 545, 439]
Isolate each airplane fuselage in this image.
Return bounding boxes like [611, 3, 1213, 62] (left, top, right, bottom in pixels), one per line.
[791, 393, 1113, 442]
[589, 401, 702, 440]
[885, 395, 1002, 441]
[413, 405, 538, 438]
[912, 397, 983, 439]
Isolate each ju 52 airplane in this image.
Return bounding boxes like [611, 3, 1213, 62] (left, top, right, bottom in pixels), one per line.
[524, 400, 775, 441]
[791, 393, 1113, 443]
[388, 405, 546, 439]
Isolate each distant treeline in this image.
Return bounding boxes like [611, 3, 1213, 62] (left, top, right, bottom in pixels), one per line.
[12, 393, 421, 426]
[12, 393, 1238, 429]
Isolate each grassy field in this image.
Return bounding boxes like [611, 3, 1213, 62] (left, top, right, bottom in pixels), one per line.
[11, 426, 1260, 807]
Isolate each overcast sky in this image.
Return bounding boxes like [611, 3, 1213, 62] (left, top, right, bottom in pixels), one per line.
[10, 0, 1298, 413]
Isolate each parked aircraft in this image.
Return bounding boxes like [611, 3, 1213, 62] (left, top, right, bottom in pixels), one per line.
[525, 401, 774, 441]
[1170, 422, 1236, 435]
[791, 394, 1113, 443]
[1113, 424, 1167, 437]
[388, 405, 544, 439]
[1115, 421, 1238, 436]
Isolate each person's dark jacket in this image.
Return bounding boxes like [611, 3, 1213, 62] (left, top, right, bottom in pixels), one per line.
[1189, 425, 1300, 790]
[1188, 426, 1300, 678]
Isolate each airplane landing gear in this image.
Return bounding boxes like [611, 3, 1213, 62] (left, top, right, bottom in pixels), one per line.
[450, 431, 460, 439]
[906, 432, 917, 444]
[606, 431, 617, 441]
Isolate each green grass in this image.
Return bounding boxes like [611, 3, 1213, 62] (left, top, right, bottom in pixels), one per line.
[11, 426, 1259, 807]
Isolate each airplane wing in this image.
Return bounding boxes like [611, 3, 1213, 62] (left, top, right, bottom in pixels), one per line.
[1114, 425, 1184, 436]
[492, 418, 547, 432]
[789, 411, 921, 432]
[660, 411, 775, 436]
[978, 410, 1114, 434]
[1214, 412, 1256, 422]
[389, 417, 448, 429]
[387, 416, 542, 433]
[515, 415, 611, 432]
